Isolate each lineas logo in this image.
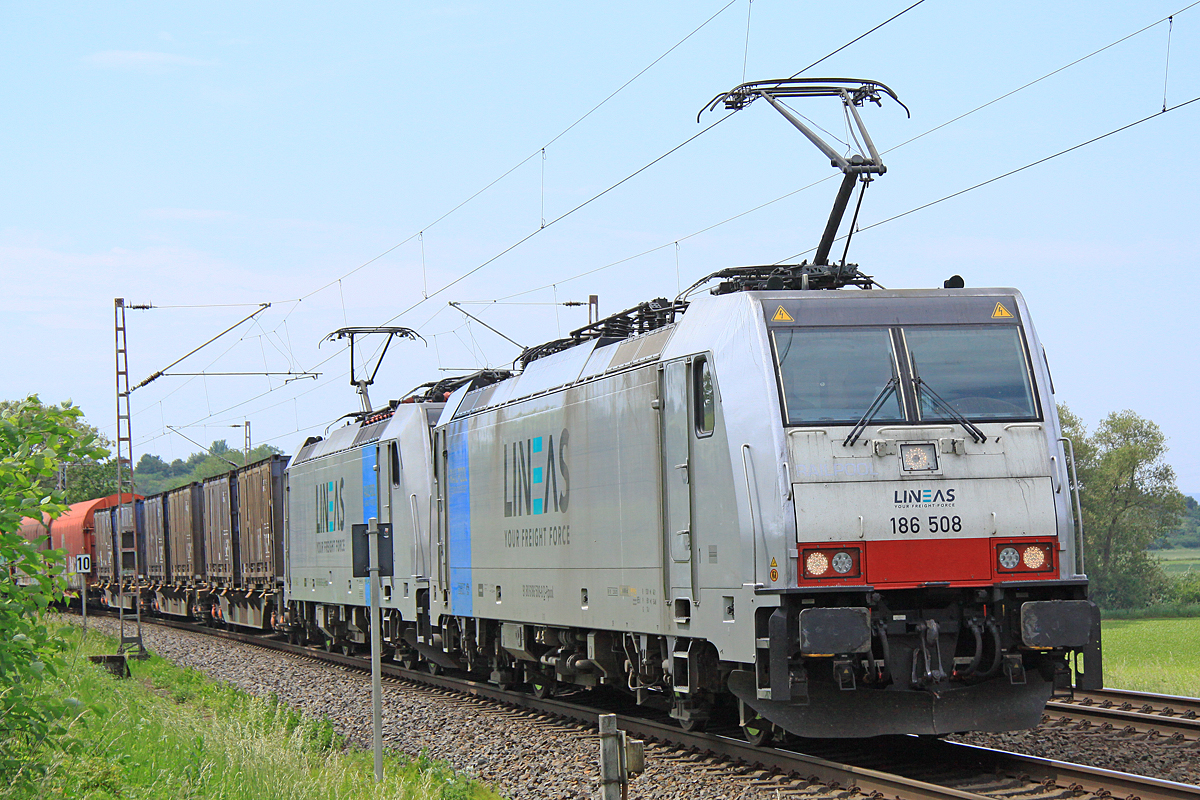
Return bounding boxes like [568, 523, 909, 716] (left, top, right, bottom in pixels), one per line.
[504, 429, 570, 517]
[316, 478, 345, 532]
[894, 487, 955, 505]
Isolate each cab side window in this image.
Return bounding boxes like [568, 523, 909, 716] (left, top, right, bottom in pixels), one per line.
[694, 356, 715, 437]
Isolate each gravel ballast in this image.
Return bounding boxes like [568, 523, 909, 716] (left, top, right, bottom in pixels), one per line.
[75, 617, 1200, 796]
[949, 727, 1200, 786]
[76, 618, 779, 800]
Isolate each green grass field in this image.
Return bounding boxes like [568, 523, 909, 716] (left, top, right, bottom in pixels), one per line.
[1101, 616, 1200, 697]
[1154, 547, 1200, 576]
[9, 622, 503, 800]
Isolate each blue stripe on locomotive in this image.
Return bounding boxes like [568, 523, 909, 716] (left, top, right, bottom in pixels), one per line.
[361, 446, 378, 523]
[447, 421, 472, 616]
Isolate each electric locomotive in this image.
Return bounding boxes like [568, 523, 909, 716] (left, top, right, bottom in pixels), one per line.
[280, 77, 1100, 741]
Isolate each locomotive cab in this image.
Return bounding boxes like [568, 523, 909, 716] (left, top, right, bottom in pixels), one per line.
[712, 287, 1102, 737]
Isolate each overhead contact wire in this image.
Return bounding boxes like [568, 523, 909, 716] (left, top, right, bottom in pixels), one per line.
[774, 95, 1200, 263]
[138, 0, 941, 436]
[150, 2, 1194, 439]
[375, 113, 734, 328]
[789, 0, 928, 77]
[298, 0, 740, 304]
[498, 1, 1200, 300]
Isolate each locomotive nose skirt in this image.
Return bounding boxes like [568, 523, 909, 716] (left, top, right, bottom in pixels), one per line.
[728, 669, 1053, 737]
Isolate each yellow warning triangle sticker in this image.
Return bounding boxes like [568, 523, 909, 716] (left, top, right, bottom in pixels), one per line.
[991, 302, 1013, 319]
[769, 557, 778, 567]
[772, 306, 794, 322]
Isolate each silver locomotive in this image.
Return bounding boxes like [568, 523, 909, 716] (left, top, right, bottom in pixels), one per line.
[281, 77, 1100, 740]
[282, 279, 1100, 739]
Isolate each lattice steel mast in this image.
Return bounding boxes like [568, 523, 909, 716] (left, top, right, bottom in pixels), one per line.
[114, 298, 147, 658]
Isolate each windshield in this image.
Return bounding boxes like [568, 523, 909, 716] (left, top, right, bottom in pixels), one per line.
[903, 325, 1037, 420]
[772, 328, 904, 425]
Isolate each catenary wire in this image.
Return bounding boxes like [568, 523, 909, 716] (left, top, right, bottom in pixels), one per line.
[131, 0, 935, 442]
[296, 0, 741, 304]
[135, 3, 1169, 446]
[771, 95, 1200, 264]
[491, 1, 1199, 302]
[789, 0, 928, 78]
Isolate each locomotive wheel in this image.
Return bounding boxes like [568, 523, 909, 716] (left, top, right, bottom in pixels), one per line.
[400, 653, 418, 670]
[341, 643, 353, 657]
[530, 677, 555, 699]
[741, 716, 773, 747]
[322, 638, 335, 653]
[678, 717, 708, 733]
[426, 660, 441, 676]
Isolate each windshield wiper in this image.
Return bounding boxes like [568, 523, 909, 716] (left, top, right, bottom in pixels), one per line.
[912, 378, 987, 443]
[844, 378, 898, 447]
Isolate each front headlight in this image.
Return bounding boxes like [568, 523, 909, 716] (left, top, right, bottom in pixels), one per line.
[998, 546, 1020, 569]
[1022, 546, 1046, 569]
[801, 546, 861, 579]
[900, 442, 938, 472]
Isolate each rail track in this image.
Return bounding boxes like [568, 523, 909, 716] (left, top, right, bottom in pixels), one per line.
[1044, 688, 1200, 741]
[78, 612, 1200, 800]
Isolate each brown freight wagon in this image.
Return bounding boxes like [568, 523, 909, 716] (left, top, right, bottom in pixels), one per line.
[115, 502, 145, 585]
[157, 483, 205, 618]
[95, 501, 142, 610]
[167, 483, 205, 582]
[236, 455, 288, 588]
[207, 454, 289, 630]
[144, 494, 167, 585]
[202, 473, 237, 590]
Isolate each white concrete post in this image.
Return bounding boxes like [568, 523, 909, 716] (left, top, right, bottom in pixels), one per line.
[368, 516, 383, 782]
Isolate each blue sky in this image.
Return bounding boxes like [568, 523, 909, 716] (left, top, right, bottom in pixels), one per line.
[4, 1, 1199, 491]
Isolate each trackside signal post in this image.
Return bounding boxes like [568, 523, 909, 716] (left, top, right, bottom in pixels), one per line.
[75, 554, 91, 635]
[353, 517, 392, 781]
[369, 517, 382, 781]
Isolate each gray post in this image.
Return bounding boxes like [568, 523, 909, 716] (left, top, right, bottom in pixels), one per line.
[80, 558, 87, 639]
[368, 516, 383, 782]
[597, 714, 622, 800]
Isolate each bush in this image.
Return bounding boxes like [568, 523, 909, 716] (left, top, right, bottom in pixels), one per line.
[0, 396, 107, 781]
[1169, 570, 1200, 605]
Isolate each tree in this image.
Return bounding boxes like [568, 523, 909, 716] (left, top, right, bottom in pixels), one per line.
[0, 399, 112, 503]
[1153, 494, 1200, 549]
[135, 453, 169, 475]
[132, 441, 286, 495]
[62, 460, 117, 505]
[1060, 405, 1187, 608]
[0, 396, 108, 777]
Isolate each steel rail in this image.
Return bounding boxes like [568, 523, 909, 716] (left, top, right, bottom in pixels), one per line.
[76, 612, 1200, 800]
[73, 613, 997, 800]
[929, 739, 1200, 800]
[1044, 687, 1200, 739]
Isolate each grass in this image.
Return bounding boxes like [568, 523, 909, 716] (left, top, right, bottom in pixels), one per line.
[1154, 547, 1200, 576]
[5, 619, 505, 800]
[1101, 603, 1200, 620]
[1100, 616, 1200, 697]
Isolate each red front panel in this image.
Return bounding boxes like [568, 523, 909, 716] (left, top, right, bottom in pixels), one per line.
[866, 538, 992, 584]
[794, 537, 1061, 587]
